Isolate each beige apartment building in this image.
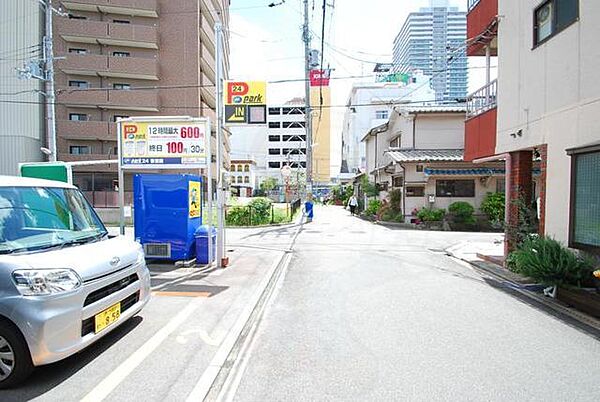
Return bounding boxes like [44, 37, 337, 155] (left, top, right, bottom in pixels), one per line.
[53, 0, 230, 204]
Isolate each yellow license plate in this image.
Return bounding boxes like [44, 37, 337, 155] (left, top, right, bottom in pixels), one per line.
[94, 302, 121, 334]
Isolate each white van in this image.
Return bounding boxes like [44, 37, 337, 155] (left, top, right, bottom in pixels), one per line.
[0, 176, 151, 388]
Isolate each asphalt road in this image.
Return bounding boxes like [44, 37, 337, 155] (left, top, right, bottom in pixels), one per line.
[0, 223, 296, 401]
[231, 206, 600, 401]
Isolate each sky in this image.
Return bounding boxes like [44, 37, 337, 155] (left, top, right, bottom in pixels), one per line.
[228, 0, 496, 175]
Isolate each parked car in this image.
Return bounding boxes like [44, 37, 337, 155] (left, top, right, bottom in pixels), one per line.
[0, 176, 151, 388]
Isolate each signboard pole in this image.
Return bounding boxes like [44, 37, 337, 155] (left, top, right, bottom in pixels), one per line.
[118, 120, 125, 236]
[215, 22, 226, 268]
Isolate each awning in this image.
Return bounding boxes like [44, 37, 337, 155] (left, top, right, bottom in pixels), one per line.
[424, 167, 541, 176]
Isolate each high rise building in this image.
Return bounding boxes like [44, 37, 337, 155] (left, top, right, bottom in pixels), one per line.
[392, 0, 467, 102]
[0, 0, 44, 175]
[52, 0, 230, 200]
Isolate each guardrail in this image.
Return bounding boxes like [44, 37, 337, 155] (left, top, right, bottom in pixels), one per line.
[466, 79, 497, 118]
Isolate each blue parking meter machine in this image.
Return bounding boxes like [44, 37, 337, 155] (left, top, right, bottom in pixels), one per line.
[134, 174, 202, 261]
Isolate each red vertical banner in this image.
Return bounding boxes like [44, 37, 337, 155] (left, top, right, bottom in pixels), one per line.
[310, 69, 330, 87]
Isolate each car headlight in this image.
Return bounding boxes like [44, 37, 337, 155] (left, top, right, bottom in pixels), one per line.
[12, 269, 82, 296]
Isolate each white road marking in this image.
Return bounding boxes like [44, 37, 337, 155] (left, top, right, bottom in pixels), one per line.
[176, 329, 221, 346]
[80, 299, 200, 402]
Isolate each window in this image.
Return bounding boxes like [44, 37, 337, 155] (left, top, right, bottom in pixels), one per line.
[300, 162, 306, 168]
[389, 136, 401, 148]
[268, 135, 280, 142]
[244, 176, 250, 183]
[113, 115, 129, 122]
[113, 19, 130, 24]
[392, 176, 403, 188]
[244, 165, 250, 172]
[269, 122, 281, 129]
[496, 178, 506, 193]
[69, 113, 88, 121]
[237, 165, 243, 172]
[268, 107, 281, 115]
[68, 14, 87, 20]
[69, 48, 87, 54]
[436, 180, 475, 197]
[375, 110, 389, 120]
[113, 83, 131, 90]
[237, 176, 243, 183]
[70, 145, 91, 155]
[268, 162, 281, 169]
[406, 186, 425, 197]
[113, 51, 130, 57]
[230, 164, 235, 171]
[416, 165, 424, 173]
[113, 147, 118, 155]
[534, 0, 579, 46]
[268, 149, 281, 155]
[569, 147, 600, 253]
[69, 80, 89, 89]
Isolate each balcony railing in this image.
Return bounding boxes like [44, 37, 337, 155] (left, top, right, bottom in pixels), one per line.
[468, 0, 481, 12]
[466, 79, 497, 118]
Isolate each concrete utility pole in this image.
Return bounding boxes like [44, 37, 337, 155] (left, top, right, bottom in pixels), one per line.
[215, 22, 226, 268]
[43, 0, 57, 162]
[302, 0, 313, 195]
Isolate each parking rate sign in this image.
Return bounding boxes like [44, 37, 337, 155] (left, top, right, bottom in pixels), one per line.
[119, 119, 209, 169]
[224, 81, 267, 125]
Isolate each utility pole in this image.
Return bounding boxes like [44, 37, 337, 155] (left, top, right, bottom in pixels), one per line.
[302, 0, 313, 196]
[215, 22, 226, 268]
[43, 0, 57, 162]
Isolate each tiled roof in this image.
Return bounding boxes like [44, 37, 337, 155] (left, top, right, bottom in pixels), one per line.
[425, 167, 542, 176]
[396, 105, 467, 113]
[386, 149, 464, 163]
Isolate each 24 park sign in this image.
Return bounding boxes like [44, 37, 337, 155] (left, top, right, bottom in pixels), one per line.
[224, 81, 267, 125]
[118, 118, 209, 169]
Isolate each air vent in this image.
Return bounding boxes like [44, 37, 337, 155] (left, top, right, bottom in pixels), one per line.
[144, 243, 171, 258]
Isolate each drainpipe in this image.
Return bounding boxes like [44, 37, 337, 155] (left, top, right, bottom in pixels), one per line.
[473, 152, 512, 258]
[400, 163, 406, 220]
[412, 113, 418, 149]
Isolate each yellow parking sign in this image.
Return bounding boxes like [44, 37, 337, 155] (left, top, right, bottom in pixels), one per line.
[189, 181, 201, 218]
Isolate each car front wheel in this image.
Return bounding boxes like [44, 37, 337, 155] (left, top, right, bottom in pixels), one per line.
[0, 319, 33, 389]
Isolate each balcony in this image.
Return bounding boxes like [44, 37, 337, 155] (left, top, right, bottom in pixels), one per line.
[57, 120, 114, 141]
[60, 0, 158, 18]
[464, 80, 497, 161]
[58, 54, 159, 81]
[467, 0, 498, 56]
[57, 88, 159, 112]
[57, 18, 158, 49]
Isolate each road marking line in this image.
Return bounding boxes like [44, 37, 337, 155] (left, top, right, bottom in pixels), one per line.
[80, 300, 200, 402]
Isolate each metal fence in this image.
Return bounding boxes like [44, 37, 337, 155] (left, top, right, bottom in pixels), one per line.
[225, 199, 301, 226]
[83, 191, 132, 208]
[468, 0, 481, 12]
[466, 79, 497, 118]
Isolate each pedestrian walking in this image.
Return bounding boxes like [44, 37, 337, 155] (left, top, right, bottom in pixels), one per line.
[303, 194, 314, 223]
[348, 194, 358, 215]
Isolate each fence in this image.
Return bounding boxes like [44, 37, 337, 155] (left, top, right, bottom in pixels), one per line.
[225, 199, 301, 226]
[466, 79, 497, 118]
[83, 191, 133, 208]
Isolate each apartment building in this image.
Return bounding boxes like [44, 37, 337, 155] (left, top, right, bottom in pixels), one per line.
[230, 159, 256, 198]
[464, 0, 599, 256]
[0, 0, 44, 175]
[52, 0, 230, 202]
[341, 72, 435, 176]
[392, 0, 467, 102]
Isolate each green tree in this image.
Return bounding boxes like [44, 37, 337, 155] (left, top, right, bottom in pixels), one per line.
[260, 177, 278, 193]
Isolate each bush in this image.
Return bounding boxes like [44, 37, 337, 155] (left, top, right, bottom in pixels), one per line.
[248, 197, 272, 224]
[365, 199, 382, 216]
[510, 237, 597, 287]
[226, 206, 250, 226]
[416, 207, 445, 222]
[388, 189, 402, 212]
[448, 201, 476, 224]
[480, 192, 505, 225]
[381, 210, 403, 223]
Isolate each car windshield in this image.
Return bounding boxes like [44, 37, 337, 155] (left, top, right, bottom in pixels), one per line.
[0, 186, 107, 254]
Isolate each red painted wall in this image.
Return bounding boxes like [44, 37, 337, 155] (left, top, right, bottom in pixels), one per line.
[464, 107, 497, 161]
[467, 0, 498, 56]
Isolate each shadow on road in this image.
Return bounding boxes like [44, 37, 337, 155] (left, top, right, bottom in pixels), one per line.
[0, 316, 144, 401]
